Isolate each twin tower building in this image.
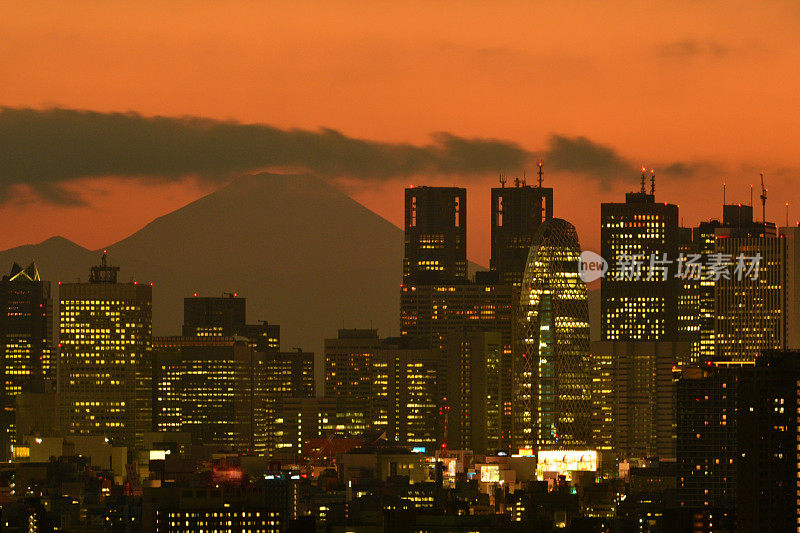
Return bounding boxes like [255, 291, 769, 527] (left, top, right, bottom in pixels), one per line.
[400, 180, 591, 454]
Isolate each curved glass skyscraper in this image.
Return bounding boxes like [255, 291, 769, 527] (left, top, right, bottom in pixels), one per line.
[515, 218, 591, 450]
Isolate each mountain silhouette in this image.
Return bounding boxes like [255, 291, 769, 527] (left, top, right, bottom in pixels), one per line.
[0, 174, 404, 361]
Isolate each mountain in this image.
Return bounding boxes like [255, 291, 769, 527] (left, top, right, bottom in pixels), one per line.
[103, 173, 403, 355]
[0, 236, 96, 284]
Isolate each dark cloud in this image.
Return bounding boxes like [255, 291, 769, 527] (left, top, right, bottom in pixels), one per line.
[0, 107, 704, 204]
[543, 135, 636, 187]
[657, 39, 729, 59]
[0, 107, 529, 202]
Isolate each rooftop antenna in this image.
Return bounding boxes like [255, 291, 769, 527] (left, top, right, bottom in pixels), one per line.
[499, 173, 506, 188]
[537, 160, 544, 188]
[723, 182, 726, 205]
[760, 172, 768, 222]
[640, 166, 646, 194]
[786, 202, 790, 227]
[750, 184, 753, 206]
[650, 168, 656, 195]
[522, 170, 527, 187]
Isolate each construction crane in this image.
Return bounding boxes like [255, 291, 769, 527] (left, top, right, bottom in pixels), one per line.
[760, 173, 768, 222]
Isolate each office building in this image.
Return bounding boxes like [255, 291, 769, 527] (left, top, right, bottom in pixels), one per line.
[736, 350, 800, 531]
[274, 397, 368, 459]
[183, 294, 279, 352]
[152, 336, 268, 454]
[58, 253, 152, 448]
[516, 218, 591, 450]
[490, 178, 553, 285]
[675, 362, 748, 511]
[0, 262, 52, 459]
[600, 186, 681, 342]
[446, 331, 502, 454]
[592, 341, 688, 463]
[404, 186, 467, 284]
[324, 328, 381, 399]
[372, 337, 444, 451]
[265, 350, 315, 456]
[400, 282, 514, 447]
[715, 220, 800, 361]
[596, 182, 686, 465]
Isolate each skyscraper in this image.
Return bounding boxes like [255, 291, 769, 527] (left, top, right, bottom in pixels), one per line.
[714, 221, 800, 361]
[152, 336, 268, 454]
[400, 283, 514, 446]
[0, 262, 52, 459]
[183, 294, 280, 352]
[676, 362, 748, 512]
[736, 350, 800, 530]
[595, 181, 686, 465]
[516, 218, 591, 450]
[446, 331, 502, 454]
[58, 253, 152, 448]
[371, 337, 444, 451]
[403, 186, 467, 284]
[324, 328, 381, 400]
[600, 187, 680, 342]
[266, 349, 315, 456]
[490, 177, 553, 285]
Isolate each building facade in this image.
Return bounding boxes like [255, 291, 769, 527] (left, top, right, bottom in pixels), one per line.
[490, 181, 553, 285]
[0, 262, 52, 459]
[58, 254, 152, 448]
[516, 218, 591, 450]
[445, 331, 502, 454]
[403, 186, 467, 284]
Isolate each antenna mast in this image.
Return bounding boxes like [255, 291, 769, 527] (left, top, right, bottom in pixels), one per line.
[760, 173, 768, 222]
[499, 173, 506, 188]
[640, 166, 646, 194]
[750, 184, 753, 206]
[723, 182, 726, 205]
[537, 160, 544, 188]
[650, 168, 656, 195]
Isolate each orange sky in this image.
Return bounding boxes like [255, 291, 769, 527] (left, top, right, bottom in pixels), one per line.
[3, 1, 800, 264]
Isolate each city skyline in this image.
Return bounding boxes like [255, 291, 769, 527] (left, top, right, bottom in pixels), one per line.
[3, 2, 800, 529]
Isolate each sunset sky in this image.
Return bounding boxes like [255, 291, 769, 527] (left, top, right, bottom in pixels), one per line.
[3, 1, 800, 265]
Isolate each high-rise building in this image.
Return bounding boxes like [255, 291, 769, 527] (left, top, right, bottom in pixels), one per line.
[596, 183, 686, 466]
[58, 253, 152, 448]
[152, 336, 268, 454]
[676, 361, 749, 512]
[592, 340, 687, 463]
[600, 187, 680, 342]
[324, 328, 381, 400]
[400, 282, 514, 447]
[736, 350, 800, 530]
[403, 187, 467, 284]
[714, 221, 800, 361]
[516, 218, 591, 450]
[183, 294, 279, 352]
[266, 350, 315, 456]
[0, 262, 52, 459]
[446, 331, 502, 454]
[371, 337, 444, 451]
[274, 397, 368, 460]
[490, 179, 553, 285]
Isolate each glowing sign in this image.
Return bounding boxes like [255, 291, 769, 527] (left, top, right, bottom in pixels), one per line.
[536, 450, 597, 481]
[411, 447, 426, 454]
[480, 464, 500, 483]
